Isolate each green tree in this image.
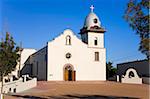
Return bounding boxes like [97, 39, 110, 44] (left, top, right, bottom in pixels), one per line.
[0, 32, 20, 95]
[124, 0, 150, 59]
[106, 61, 117, 79]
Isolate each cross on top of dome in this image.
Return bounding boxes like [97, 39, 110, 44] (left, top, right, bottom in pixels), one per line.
[90, 5, 94, 12]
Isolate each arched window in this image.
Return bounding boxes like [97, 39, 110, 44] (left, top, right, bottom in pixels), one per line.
[66, 35, 71, 45]
[94, 37, 98, 46]
[128, 71, 135, 78]
[94, 18, 98, 23]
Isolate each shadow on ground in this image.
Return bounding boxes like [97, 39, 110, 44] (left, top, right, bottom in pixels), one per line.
[10, 94, 47, 99]
[49, 95, 139, 99]
[10, 94, 139, 99]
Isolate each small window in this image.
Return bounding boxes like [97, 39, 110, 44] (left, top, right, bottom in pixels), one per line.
[94, 37, 98, 46]
[95, 52, 99, 61]
[9, 88, 11, 92]
[13, 88, 16, 93]
[94, 18, 98, 24]
[66, 35, 71, 45]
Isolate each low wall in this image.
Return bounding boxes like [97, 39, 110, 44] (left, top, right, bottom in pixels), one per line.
[142, 77, 150, 84]
[0, 76, 37, 93]
[121, 77, 142, 84]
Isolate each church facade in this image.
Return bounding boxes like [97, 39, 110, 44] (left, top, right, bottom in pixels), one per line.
[21, 6, 106, 81]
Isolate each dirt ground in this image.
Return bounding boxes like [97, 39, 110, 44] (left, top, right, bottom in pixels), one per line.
[4, 81, 150, 99]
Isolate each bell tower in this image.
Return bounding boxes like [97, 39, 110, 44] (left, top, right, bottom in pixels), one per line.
[80, 5, 105, 48]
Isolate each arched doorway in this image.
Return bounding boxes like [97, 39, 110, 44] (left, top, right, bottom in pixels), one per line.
[64, 65, 76, 81]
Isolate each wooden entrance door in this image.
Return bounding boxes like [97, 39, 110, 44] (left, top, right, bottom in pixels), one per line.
[64, 66, 75, 81]
[72, 71, 76, 81]
[68, 70, 72, 81]
[64, 69, 68, 81]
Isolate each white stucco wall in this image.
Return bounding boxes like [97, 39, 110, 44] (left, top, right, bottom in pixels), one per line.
[121, 68, 142, 84]
[122, 77, 142, 84]
[88, 32, 104, 48]
[47, 29, 106, 81]
[20, 49, 37, 69]
[0, 76, 37, 93]
[12, 49, 36, 77]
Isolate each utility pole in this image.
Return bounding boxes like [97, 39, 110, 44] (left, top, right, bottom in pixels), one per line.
[18, 42, 22, 78]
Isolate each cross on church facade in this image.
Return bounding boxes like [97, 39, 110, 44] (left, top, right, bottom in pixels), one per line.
[90, 5, 94, 12]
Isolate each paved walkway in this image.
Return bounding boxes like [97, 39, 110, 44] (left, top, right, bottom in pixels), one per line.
[4, 81, 150, 99]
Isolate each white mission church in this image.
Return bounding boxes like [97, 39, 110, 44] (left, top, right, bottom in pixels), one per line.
[14, 5, 106, 81]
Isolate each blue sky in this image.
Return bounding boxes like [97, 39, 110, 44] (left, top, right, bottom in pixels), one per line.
[0, 0, 146, 66]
